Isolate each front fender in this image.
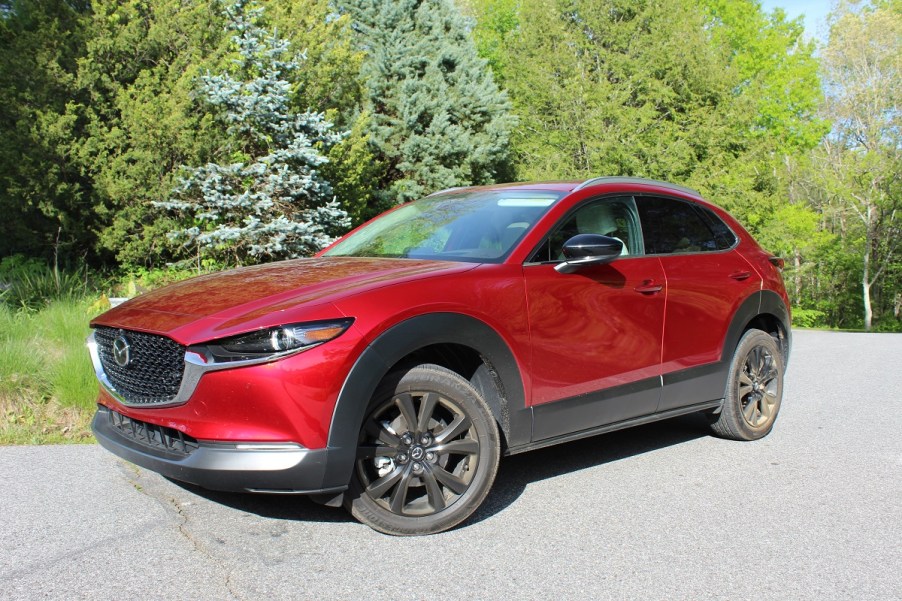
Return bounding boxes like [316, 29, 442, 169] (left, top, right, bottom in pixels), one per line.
[319, 312, 528, 491]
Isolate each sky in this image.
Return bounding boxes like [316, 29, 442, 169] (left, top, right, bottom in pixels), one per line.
[759, 0, 833, 38]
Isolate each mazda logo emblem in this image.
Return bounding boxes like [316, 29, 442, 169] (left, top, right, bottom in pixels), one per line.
[112, 335, 131, 367]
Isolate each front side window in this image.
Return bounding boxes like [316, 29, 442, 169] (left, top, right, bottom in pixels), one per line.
[637, 197, 730, 254]
[324, 190, 564, 262]
[528, 196, 643, 263]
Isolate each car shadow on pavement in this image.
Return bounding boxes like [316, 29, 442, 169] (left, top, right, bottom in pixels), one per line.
[469, 412, 712, 526]
[166, 413, 711, 528]
[167, 480, 354, 523]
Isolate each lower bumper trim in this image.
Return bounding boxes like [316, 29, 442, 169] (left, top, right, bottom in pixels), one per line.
[92, 405, 348, 495]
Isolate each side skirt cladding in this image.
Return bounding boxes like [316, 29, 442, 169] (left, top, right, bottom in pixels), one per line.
[320, 313, 530, 492]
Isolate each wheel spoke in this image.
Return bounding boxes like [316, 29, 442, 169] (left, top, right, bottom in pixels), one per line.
[742, 398, 758, 423]
[394, 393, 418, 432]
[762, 390, 778, 418]
[366, 464, 404, 498]
[416, 392, 439, 433]
[749, 347, 762, 378]
[389, 466, 413, 514]
[761, 361, 779, 385]
[356, 445, 399, 460]
[431, 464, 469, 495]
[434, 413, 471, 444]
[738, 383, 753, 399]
[433, 439, 479, 456]
[422, 468, 446, 512]
[365, 420, 399, 446]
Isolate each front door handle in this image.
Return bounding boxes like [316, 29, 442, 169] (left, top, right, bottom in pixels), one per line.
[634, 280, 663, 294]
[729, 270, 752, 281]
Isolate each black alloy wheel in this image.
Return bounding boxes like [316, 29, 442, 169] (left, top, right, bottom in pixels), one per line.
[709, 328, 785, 441]
[346, 364, 500, 536]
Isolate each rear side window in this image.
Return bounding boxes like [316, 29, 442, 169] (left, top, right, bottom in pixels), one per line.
[637, 197, 732, 254]
[697, 206, 738, 250]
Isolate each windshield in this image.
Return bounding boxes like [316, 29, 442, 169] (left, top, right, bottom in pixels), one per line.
[323, 190, 564, 262]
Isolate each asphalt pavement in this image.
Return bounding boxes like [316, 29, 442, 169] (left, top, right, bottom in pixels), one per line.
[1, 330, 900, 600]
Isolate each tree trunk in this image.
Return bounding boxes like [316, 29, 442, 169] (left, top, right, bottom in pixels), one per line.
[862, 244, 872, 331]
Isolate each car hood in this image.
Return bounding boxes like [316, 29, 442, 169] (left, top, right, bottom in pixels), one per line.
[91, 257, 476, 343]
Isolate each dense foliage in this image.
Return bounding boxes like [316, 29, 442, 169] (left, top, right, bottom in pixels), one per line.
[156, 0, 350, 265]
[338, 0, 516, 207]
[0, 0, 899, 330]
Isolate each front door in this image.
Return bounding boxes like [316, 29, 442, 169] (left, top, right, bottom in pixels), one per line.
[523, 196, 666, 441]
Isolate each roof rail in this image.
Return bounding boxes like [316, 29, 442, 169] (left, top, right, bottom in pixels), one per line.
[426, 186, 468, 197]
[573, 176, 700, 197]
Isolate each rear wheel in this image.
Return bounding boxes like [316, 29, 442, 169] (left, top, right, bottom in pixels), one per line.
[709, 329, 784, 441]
[345, 364, 500, 535]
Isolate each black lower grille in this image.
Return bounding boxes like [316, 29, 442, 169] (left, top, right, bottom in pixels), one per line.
[94, 326, 186, 405]
[106, 407, 198, 456]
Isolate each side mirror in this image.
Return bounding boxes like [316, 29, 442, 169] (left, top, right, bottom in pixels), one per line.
[555, 234, 623, 274]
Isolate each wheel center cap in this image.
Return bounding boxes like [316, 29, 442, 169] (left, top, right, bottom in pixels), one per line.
[410, 446, 425, 461]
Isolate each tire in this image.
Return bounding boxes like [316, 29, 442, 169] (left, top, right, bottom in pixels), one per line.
[344, 364, 500, 536]
[709, 328, 784, 441]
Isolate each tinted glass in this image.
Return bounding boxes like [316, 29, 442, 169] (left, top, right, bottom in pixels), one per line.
[697, 206, 738, 250]
[637, 197, 723, 254]
[324, 190, 564, 262]
[529, 196, 643, 262]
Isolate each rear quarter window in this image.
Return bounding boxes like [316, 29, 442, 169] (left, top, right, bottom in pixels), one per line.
[637, 197, 732, 254]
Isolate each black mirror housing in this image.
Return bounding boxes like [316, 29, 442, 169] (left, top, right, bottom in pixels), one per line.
[555, 234, 623, 274]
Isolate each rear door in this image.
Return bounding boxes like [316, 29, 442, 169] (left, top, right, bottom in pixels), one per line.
[637, 197, 762, 410]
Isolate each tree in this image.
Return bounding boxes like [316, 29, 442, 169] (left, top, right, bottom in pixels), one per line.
[816, 0, 901, 330]
[701, 0, 829, 307]
[339, 0, 517, 207]
[66, 0, 233, 267]
[263, 0, 380, 225]
[458, 0, 519, 82]
[501, 0, 746, 183]
[157, 0, 348, 266]
[0, 0, 91, 262]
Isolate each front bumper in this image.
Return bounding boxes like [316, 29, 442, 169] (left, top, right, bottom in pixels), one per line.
[92, 405, 347, 495]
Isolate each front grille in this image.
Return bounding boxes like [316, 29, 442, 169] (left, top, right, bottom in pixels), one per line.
[106, 407, 198, 456]
[94, 326, 186, 405]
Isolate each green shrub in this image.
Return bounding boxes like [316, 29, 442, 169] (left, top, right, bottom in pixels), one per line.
[872, 317, 902, 333]
[0, 255, 94, 310]
[792, 307, 826, 329]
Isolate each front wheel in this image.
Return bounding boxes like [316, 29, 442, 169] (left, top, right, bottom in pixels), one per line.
[345, 364, 500, 535]
[709, 329, 784, 441]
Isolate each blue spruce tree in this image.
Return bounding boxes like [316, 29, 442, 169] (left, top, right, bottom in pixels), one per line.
[158, 0, 349, 265]
[339, 0, 517, 206]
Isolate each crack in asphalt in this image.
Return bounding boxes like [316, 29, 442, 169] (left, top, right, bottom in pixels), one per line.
[119, 463, 245, 601]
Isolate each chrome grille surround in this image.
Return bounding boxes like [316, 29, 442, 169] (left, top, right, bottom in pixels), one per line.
[91, 327, 186, 406]
[88, 326, 314, 409]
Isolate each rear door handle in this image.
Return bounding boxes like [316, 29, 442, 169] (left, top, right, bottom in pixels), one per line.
[634, 280, 663, 294]
[729, 270, 751, 281]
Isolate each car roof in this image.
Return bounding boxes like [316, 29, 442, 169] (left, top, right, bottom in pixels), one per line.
[430, 177, 701, 199]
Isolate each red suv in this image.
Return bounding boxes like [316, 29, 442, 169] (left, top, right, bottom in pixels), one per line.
[88, 177, 790, 535]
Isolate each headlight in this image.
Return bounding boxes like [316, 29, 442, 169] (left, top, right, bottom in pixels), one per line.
[200, 319, 354, 363]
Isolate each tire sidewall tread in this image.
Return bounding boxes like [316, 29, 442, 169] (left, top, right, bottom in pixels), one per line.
[710, 329, 785, 442]
[345, 363, 501, 536]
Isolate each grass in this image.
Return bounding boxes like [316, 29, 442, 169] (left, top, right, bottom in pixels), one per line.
[0, 300, 98, 444]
